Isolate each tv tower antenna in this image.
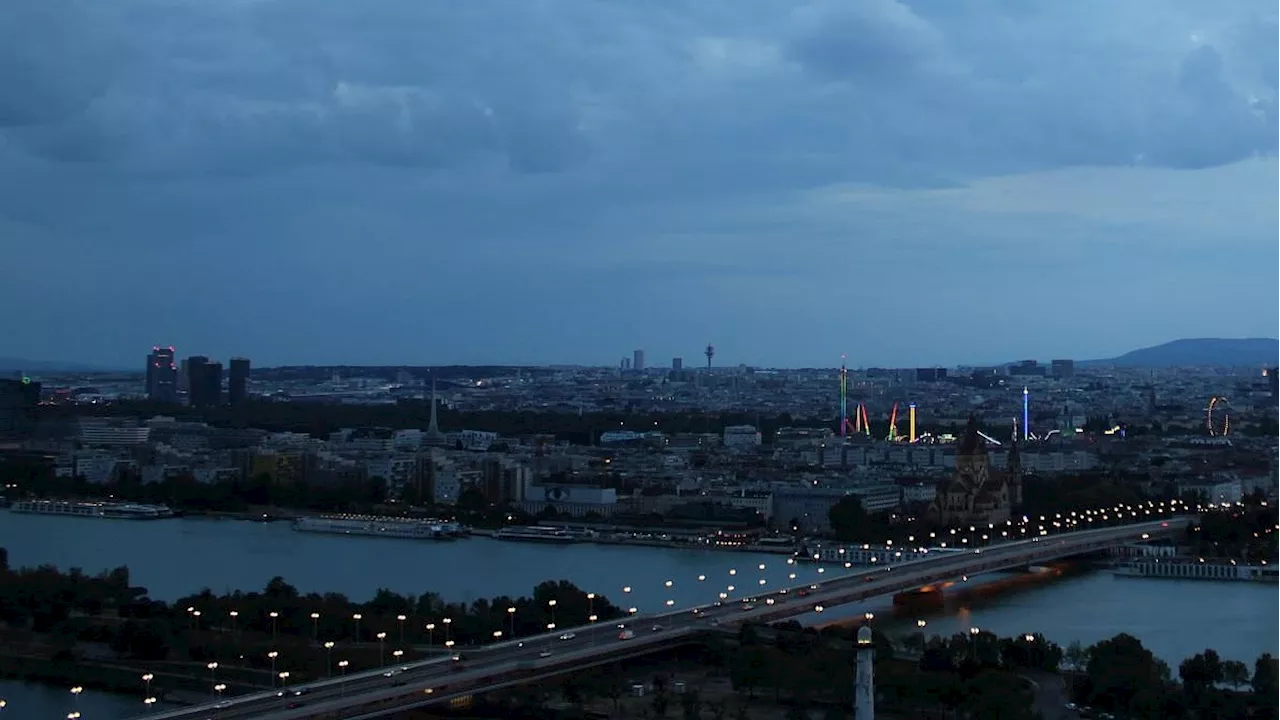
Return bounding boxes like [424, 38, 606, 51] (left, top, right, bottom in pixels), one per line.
[704, 343, 715, 370]
[840, 355, 848, 437]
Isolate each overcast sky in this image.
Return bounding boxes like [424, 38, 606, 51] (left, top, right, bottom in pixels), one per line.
[2, 0, 1276, 369]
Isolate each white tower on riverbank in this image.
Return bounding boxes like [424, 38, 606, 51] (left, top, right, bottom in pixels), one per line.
[855, 625, 875, 720]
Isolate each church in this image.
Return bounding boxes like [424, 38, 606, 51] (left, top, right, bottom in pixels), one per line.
[929, 416, 1023, 527]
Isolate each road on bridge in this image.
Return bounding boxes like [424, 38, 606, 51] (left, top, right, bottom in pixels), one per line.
[135, 516, 1188, 720]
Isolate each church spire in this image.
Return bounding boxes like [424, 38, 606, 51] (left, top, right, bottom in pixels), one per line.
[425, 377, 446, 445]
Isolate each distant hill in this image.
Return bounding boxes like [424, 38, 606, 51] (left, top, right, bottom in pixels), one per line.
[0, 358, 116, 374]
[1083, 338, 1279, 368]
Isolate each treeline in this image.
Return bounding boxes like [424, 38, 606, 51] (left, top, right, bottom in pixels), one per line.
[1184, 502, 1278, 561]
[724, 622, 1047, 719]
[0, 549, 621, 677]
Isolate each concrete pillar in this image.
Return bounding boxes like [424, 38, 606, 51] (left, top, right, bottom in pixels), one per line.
[855, 625, 874, 720]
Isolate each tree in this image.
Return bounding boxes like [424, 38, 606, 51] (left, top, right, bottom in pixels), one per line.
[1179, 648, 1224, 694]
[1254, 650, 1274, 696]
[680, 689, 702, 720]
[827, 496, 868, 542]
[1086, 633, 1168, 713]
[1221, 660, 1250, 691]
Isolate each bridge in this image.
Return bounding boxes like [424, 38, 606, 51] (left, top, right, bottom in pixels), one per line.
[136, 516, 1191, 720]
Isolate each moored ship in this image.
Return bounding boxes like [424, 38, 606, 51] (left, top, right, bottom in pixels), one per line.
[292, 514, 465, 541]
[10, 499, 174, 520]
[494, 525, 596, 544]
[1112, 558, 1278, 583]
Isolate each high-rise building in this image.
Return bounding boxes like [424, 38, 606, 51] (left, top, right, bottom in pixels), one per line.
[633, 349, 645, 371]
[0, 376, 41, 436]
[672, 357, 683, 371]
[1050, 359, 1075, 378]
[146, 346, 178, 402]
[186, 356, 223, 408]
[1267, 368, 1278, 398]
[228, 357, 251, 406]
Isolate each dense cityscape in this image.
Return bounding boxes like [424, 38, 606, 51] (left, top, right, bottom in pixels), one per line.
[0, 340, 1277, 720]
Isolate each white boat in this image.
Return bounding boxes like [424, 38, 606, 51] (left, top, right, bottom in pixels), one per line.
[1112, 559, 1278, 583]
[10, 499, 173, 520]
[494, 526, 596, 544]
[292, 515, 464, 541]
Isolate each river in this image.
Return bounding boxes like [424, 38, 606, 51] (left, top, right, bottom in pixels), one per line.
[1, 511, 1276, 718]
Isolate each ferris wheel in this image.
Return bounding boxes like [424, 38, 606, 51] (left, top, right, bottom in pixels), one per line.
[1205, 396, 1231, 436]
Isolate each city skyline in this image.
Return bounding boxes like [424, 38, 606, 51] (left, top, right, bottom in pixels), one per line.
[1, 1, 1276, 369]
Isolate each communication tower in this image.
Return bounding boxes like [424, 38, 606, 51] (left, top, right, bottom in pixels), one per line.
[704, 344, 715, 370]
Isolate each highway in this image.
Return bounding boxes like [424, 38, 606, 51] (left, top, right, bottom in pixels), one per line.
[135, 516, 1191, 720]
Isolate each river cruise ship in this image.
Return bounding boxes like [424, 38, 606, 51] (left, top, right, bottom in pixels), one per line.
[494, 525, 596, 544]
[10, 499, 174, 519]
[292, 515, 464, 541]
[1112, 558, 1278, 583]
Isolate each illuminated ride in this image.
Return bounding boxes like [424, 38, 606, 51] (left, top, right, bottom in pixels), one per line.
[1206, 396, 1231, 437]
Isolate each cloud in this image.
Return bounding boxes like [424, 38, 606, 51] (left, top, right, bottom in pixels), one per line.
[0, 0, 1275, 367]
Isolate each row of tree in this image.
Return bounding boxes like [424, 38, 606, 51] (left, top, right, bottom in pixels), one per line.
[0, 549, 621, 672]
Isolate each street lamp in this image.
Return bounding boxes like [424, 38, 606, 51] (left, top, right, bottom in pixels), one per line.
[393, 649, 404, 664]
[144, 697, 157, 709]
[442, 618, 452, 646]
[267, 651, 278, 686]
[324, 641, 335, 676]
[70, 686, 82, 710]
[142, 673, 154, 699]
[229, 610, 239, 637]
[377, 632, 387, 665]
[337, 660, 350, 696]
[426, 622, 436, 648]
[310, 612, 320, 644]
[506, 607, 516, 638]
[397, 614, 407, 644]
[547, 599, 557, 628]
[207, 662, 219, 697]
[278, 671, 290, 693]
[269, 611, 279, 643]
[492, 630, 503, 644]
[352, 613, 363, 641]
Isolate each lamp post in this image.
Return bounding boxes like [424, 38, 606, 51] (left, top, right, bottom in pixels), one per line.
[229, 610, 239, 638]
[352, 613, 363, 642]
[492, 630, 503, 645]
[267, 651, 278, 687]
[393, 649, 404, 665]
[506, 607, 516, 638]
[324, 641, 335, 676]
[338, 660, 350, 696]
[310, 612, 320, 644]
[397, 614, 407, 645]
[70, 686, 82, 713]
[269, 611, 279, 644]
[377, 632, 387, 666]
[442, 618, 452, 647]
[207, 662, 219, 698]
[144, 697, 157, 710]
[141, 673, 154, 700]
[278, 671, 290, 696]
[213, 684, 226, 716]
[588, 614, 597, 647]
[425, 623, 436, 649]
[547, 599, 557, 628]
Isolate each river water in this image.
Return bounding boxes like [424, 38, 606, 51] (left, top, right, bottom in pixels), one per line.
[1, 512, 1276, 719]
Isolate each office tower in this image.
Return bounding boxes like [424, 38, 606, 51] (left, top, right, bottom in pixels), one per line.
[228, 357, 251, 406]
[0, 376, 41, 436]
[1050, 359, 1075, 378]
[672, 357, 683, 371]
[186, 356, 223, 408]
[146, 346, 178, 402]
[633, 349, 645, 371]
[178, 358, 190, 393]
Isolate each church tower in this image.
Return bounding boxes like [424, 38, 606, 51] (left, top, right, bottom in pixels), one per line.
[424, 378, 448, 447]
[1008, 420, 1024, 508]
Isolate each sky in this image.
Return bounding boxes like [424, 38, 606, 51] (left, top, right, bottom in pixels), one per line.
[1, 0, 1277, 370]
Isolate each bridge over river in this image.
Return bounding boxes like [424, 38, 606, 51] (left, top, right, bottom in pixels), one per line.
[135, 516, 1191, 720]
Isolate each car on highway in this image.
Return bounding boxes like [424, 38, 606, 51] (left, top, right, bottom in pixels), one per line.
[558, 631, 577, 641]
[276, 687, 311, 699]
[618, 629, 635, 640]
[650, 624, 664, 632]
[539, 650, 553, 658]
